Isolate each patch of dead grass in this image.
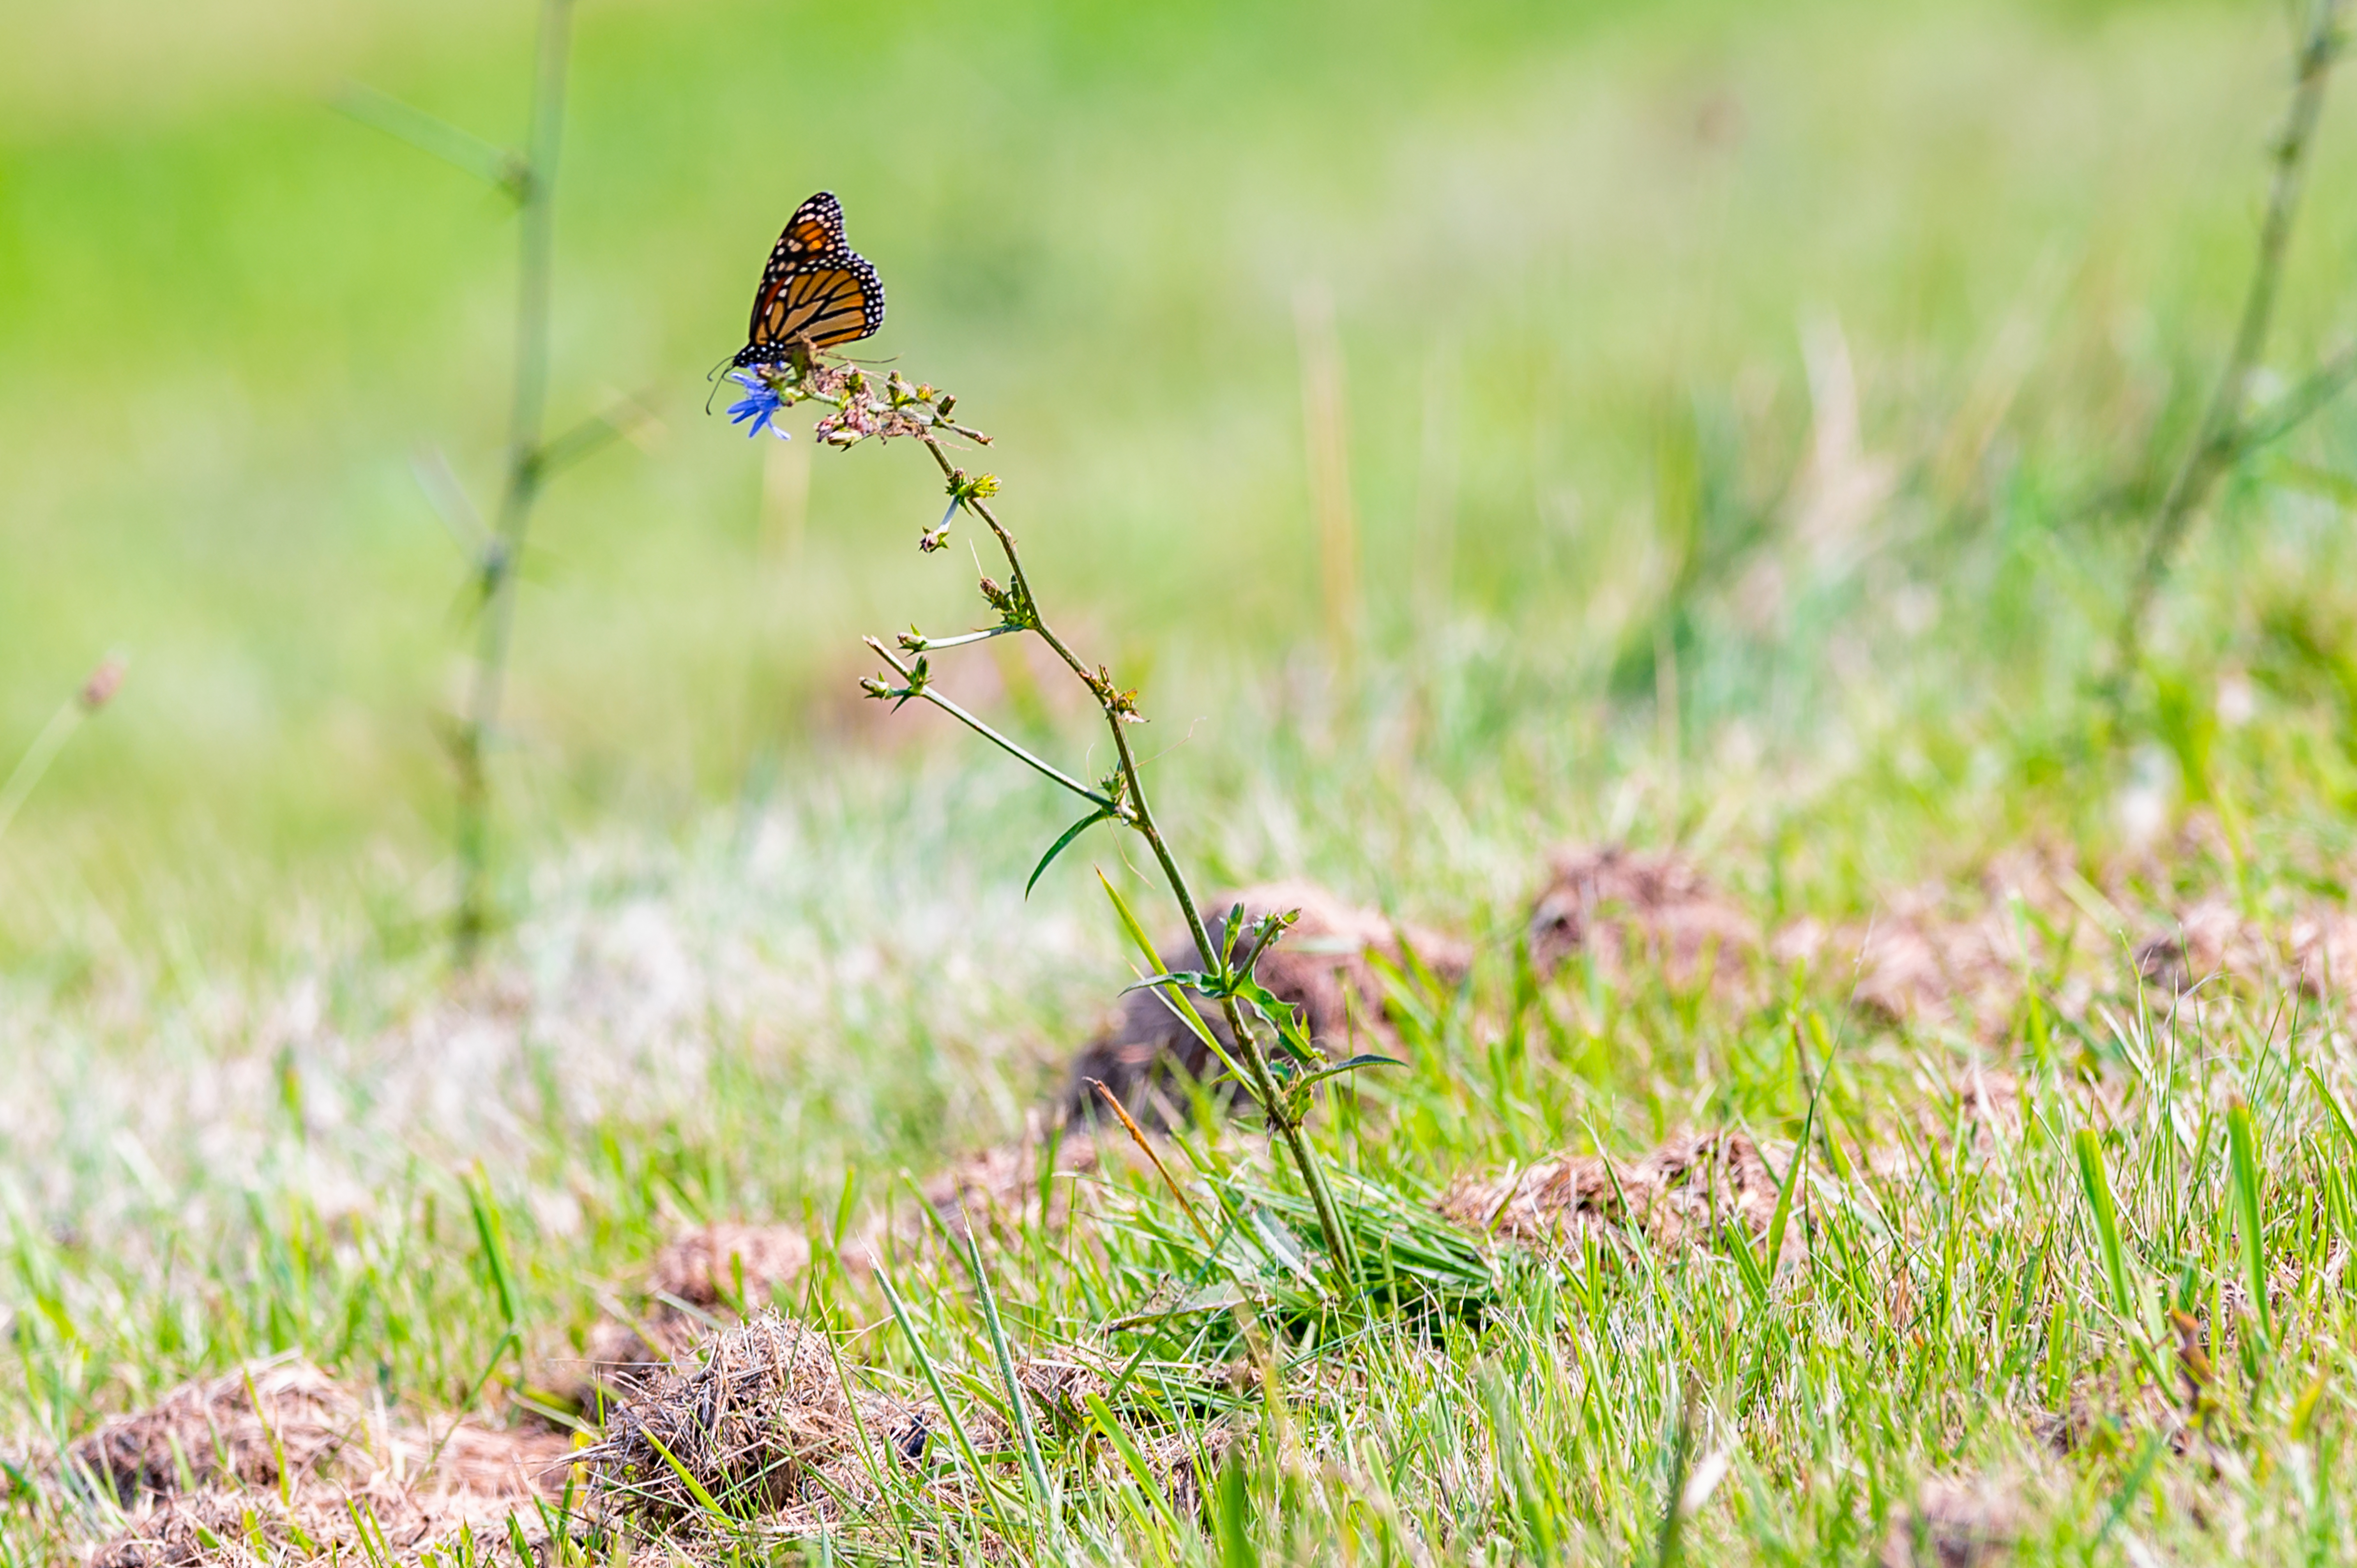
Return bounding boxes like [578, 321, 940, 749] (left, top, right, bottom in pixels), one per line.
[581, 1312, 926, 1531]
[70, 1357, 362, 1508]
[1439, 1130, 1800, 1267]
[69, 1356, 574, 1567]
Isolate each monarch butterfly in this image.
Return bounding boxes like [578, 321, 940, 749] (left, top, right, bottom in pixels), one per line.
[733, 191, 885, 372]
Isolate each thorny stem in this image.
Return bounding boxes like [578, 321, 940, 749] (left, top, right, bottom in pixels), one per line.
[453, 0, 575, 964]
[2112, 0, 2345, 694]
[911, 442, 1359, 1283]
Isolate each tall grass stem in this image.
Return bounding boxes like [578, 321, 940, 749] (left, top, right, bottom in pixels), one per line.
[2113, 0, 2345, 687]
[452, 0, 576, 963]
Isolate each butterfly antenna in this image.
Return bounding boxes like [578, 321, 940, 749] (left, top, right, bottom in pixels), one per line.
[703, 352, 739, 416]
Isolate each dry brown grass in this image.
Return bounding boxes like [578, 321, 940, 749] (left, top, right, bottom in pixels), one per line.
[581, 1312, 928, 1531]
[1439, 1130, 1800, 1268]
[70, 1355, 574, 1566]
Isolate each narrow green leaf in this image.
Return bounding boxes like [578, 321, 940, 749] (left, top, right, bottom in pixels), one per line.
[640, 1428, 730, 1520]
[1027, 809, 1113, 899]
[1289, 1053, 1406, 1091]
[1097, 868, 1163, 970]
[343, 1499, 394, 1568]
[1119, 969, 1222, 996]
[1763, 1072, 1823, 1286]
[1097, 869, 1242, 1080]
[2073, 1128, 2134, 1321]
[2307, 1066, 2357, 1158]
[1726, 1219, 1772, 1307]
[2225, 1097, 2271, 1344]
[465, 1168, 521, 1328]
[1231, 974, 1316, 1063]
[1215, 1457, 1258, 1568]
[1084, 1392, 1182, 1534]
[958, 1227, 1060, 1537]
[876, 1270, 1018, 1539]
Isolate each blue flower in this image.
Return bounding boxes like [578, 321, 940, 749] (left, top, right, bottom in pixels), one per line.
[726, 371, 790, 440]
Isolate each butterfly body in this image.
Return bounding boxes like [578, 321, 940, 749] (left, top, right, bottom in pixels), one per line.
[734, 191, 885, 372]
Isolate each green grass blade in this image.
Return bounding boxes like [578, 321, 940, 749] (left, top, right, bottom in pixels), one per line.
[639, 1427, 730, 1520]
[958, 1225, 1061, 1543]
[1083, 1392, 1182, 1534]
[2225, 1096, 2271, 1345]
[465, 1167, 521, 1329]
[1098, 867, 1245, 1082]
[877, 1269, 1018, 1540]
[2307, 1066, 2357, 1159]
[1763, 1090, 1818, 1285]
[2073, 1128, 2134, 1323]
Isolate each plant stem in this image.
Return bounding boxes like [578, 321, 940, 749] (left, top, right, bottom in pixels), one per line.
[916, 442, 1358, 1282]
[453, 0, 574, 964]
[0, 705, 85, 851]
[0, 659, 124, 851]
[861, 638, 1117, 809]
[2112, 0, 2343, 690]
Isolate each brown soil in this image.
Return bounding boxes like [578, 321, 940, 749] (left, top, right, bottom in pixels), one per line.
[72, 1356, 574, 1566]
[922, 1125, 1121, 1241]
[1774, 897, 2044, 1035]
[2136, 897, 2357, 1006]
[1527, 846, 1759, 990]
[1064, 880, 1470, 1128]
[1440, 1130, 1800, 1269]
[1876, 1475, 2024, 1567]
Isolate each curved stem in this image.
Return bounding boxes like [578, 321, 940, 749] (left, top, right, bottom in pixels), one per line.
[917, 440, 1357, 1280]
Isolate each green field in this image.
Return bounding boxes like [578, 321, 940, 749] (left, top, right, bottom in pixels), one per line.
[9, 0, 2357, 1561]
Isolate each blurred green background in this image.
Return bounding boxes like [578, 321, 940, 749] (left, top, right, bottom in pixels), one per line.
[3, 0, 2352, 957]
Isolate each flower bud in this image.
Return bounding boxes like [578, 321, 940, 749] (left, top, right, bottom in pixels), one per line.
[78, 658, 126, 713]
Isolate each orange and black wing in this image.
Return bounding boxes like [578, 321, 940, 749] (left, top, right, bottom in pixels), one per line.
[768, 190, 850, 268]
[745, 260, 885, 358]
[734, 191, 885, 367]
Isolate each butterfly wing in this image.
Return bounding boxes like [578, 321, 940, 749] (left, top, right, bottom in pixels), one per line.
[749, 258, 885, 357]
[736, 191, 884, 366]
[769, 191, 849, 268]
